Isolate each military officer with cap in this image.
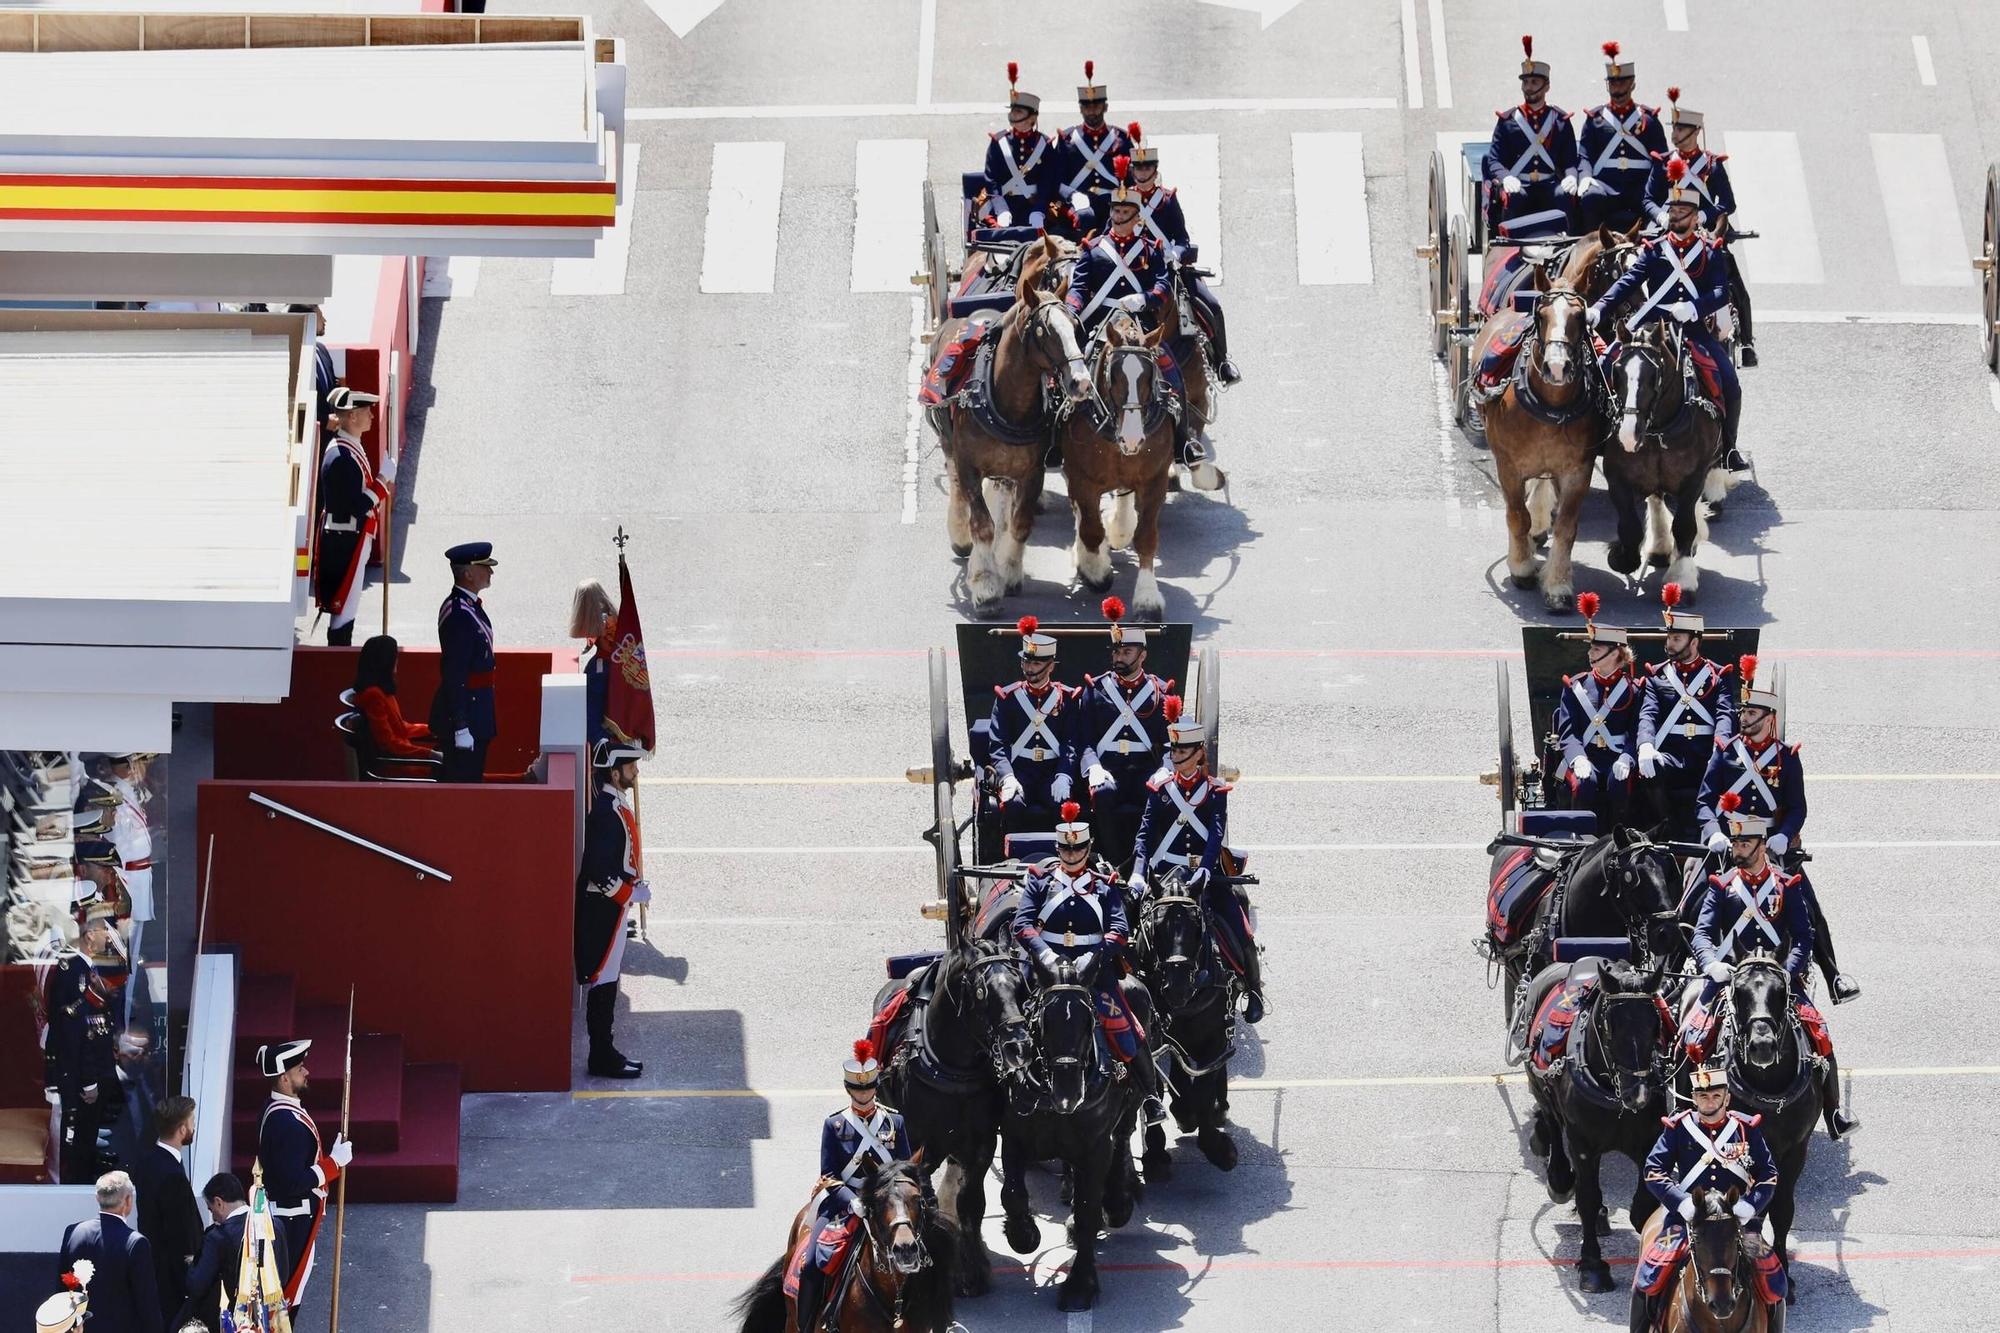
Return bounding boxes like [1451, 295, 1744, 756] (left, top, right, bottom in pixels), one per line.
[313, 386, 390, 648]
[1016, 800, 1167, 1124]
[1630, 1062, 1785, 1331]
[430, 542, 498, 783]
[1127, 126, 1241, 385]
[789, 1040, 912, 1333]
[576, 737, 650, 1080]
[1078, 598, 1172, 868]
[1571, 42, 1667, 233]
[1486, 36, 1579, 243]
[46, 901, 118, 1183]
[254, 1038, 353, 1311]
[1552, 594, 1640, 831]
[983, 63, 1061, 230]
[986, 616, 1081, 846]
[1131, 699, 1264, 1023]
[1055, 60, 1133, 238]
[1635, 584, 1737, 842]
[1645, 88, 1757, 370]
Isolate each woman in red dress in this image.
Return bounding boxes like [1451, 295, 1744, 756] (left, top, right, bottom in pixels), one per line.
[353, 635, 436, 760]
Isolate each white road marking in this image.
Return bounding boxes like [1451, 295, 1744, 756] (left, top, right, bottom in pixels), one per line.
[1424, 0, 1452, 107]
[1912, 35, 1937, 86]
[901, 294, 925, 524]
[628, 96, 1398, 122]
[1195, 0, 1304, 27]
[1432, 362, 1462, 527]
[1760, 309, 1981, 326]
[1150, 133, 1223, 283]
[550, 142, 641, 297]
[1990, 381, 2000, 417]
[699, 140, 785, 294]
[1718, 130, 1825, 284]
[1871, 132, 1974, 287]
[1292, 131, 1371, 285]
[850, 138, 928, 293]
[420, 255, 480, 300]
[1399, 0, 1423, 111]
[644, 0, 729, 39]
[1663, 0, 1689, 32]
[915, 0, 936, 108]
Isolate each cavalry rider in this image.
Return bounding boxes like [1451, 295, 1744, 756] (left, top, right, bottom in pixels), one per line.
[1590, 157, 1748, 477]
[1055, 61, 1132, 238]
[1131, 699, 1265, 1024]
[1635, 583, 1737, 841]
[1571, 42, 1666, 233]
[575, 737, 652, 1080]
[1014, 802, 1168, 1125]
[1697, 664, 1861, 1006]
[983, 63, 1060, 231]
[1630, 1062, 1785, 1332]
[1125, 127, 1242, 386]
[986, 617, 1081, 843]
[1079, 597, 1173, 868]
[255, 1038, 354, 1313]
[790, 1041, 913, 1333]
[1646, 88, 1757, 369]
[1485, 36, 1579, 244]
[1690, 795, 1858, 1140]
[1553, 595, 1640, 832]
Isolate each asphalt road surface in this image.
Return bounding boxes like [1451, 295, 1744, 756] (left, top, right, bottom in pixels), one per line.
[315, 2, 2000, 1328]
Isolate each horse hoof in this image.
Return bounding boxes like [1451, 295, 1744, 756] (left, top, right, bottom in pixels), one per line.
[1577, 1261, 1615, 1294]
[1647, 550, 1671, 568]
[950, 541, 973, 559]
[1544, 1165, 1575, 1205]
[1003, 1214, 1040, 1255]
[1076, 568, 1114, 594]
[1057, 1273, 1100, 1312]
[955, 1259, 992, 1298]
[1197, 1126, 1238, 1171]
[1606, 543, 1642, 574]
[1509, 570, 1539, 590]
[1187, 462, 1226, 492]
[1542, 589, 1576, 614]
[1142, 1147, 1174, 1184]
[1170, 1103, 1198, 1134]
[1130, 593, 1166, 622]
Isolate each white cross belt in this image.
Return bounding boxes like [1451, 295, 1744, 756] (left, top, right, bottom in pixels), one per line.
[1063, 128, 1117, 193]
[1008, 690, 1064, 763]
[1678, 1116, 1753, 1189]
[1627, 236, 1709, 328]
[1079, 235, 1151, 321]
[1722, 740, 1782, 814]
[1590, 109, 1652, 174]
[999, 137, 1049, 198]
[1091, 676, 1156, 762]
[1569, 676, 1630, 749]
[1718, 875, 1783, 959]
[1148, 780, 1211, 868]
[1655, 663, 1717, 739]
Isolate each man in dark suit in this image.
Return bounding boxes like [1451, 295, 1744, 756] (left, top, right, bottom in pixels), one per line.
[59, 1170, 163, 1333]
[129, 1096, 203, 1325]
[429, 541, 500, 783]
[173, 1172, 286, 1333]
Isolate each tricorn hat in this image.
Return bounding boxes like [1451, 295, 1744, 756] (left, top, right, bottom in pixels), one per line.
[592, 737, 646, 770]
[257, 1039, 311, 1078]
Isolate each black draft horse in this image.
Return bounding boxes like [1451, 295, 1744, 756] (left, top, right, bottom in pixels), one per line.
[1131, 870, 1237, 1181]
[1601, 321, 1722, 595]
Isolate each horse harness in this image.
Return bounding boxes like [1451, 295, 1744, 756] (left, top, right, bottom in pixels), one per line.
[1506, 291, 1598, 427]
[941, 310, 1061, 447]
[1068, 335, 1180, 442]
[1720, 958, 1822, 1115]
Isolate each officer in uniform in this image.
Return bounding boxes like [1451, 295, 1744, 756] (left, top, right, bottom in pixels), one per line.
[1486, 36, 1578, 243]
[99, 753, 154, 1022]
[254, 1038, 353, 1312]
[1131, 699, 1264, 1024]
[1591, 158, 1745, 477]
[986, 616, 1081, 846]
[1079, 598, 1173, 869]
[1128, 126, 1241, 385]
[1635, 584, 1737, 841]
[1055, 61, 1133, 238]
[790, 1041, 912, 1333]
[1697, 668, 1860, 1006]
[575, 737, 650, 1080]
[1015, 801, 1167, 1125]
[1067, 158, 1173, 334]
[1571, 42, 1666, 232]
[1630, 1062, 1784, 1332]
[1552, 595, 1639, 832]
[429, 542, 499, 784]
[1646, 89, 1757, 370]
[312, 387, 389, 648]
[983, 64, 1060, 230]
[45, 902, 118, 1184]
[1689, 796, 1857, 1140]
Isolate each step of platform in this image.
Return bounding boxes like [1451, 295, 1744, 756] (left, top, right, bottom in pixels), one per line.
[232, 1031, 405, 1152]
[233, 1062, 460, 1204]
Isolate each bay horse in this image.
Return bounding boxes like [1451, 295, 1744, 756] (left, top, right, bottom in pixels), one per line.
[929, 236, 1092, 613]
[1603, 321, 1720, 596]
[733, 1158, 960, 1333]
[1636, 1186, 1777, 1333]
[1058, 312, 1178, 621]
[869, 938, 1034, 1296]
[1524, 954, 1673, 1292]
[1131, 871, 1237, 1181]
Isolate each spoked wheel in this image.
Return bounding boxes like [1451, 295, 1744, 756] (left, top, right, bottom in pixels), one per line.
[926, 647, 966, 947]
[1423, 150, 1451, 362]
[1448, 215, 1475, 429]
[1195, 645, 1223, 777]
[1495, 659, 1518, 826]
[1980, 164, 1999, 374]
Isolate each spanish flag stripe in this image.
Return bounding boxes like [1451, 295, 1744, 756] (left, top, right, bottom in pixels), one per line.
[0, 207, 606, 227]
[0, 184, 612, 220]
[0, 173, 615, 195]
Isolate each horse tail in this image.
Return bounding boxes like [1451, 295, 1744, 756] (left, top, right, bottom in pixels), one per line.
[731, 1255, 791, 1333]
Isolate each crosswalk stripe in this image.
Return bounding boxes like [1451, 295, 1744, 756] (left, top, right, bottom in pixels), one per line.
[850, 138, 928, 294]
[1716, 131, 1824, 285]
[1149, 132, 1223, 285]
[699, 140, 786, 294]
[1292, 130, 1371, 285]
[1870, 132, 1973, 287]
[551, 142, 641, 297]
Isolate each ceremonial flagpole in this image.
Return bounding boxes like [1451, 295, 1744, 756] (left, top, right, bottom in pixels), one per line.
[329, 986, 355, 1333]
[612, 526, 648, 942]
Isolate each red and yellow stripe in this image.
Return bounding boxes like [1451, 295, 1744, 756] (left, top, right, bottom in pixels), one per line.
[0, 173, 615, 228]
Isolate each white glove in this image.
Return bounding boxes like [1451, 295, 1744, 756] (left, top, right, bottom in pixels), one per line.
[1128, 872, 1147, 896]
[1767, 833, 1789, 857]
[453, 728, 473, 749]
[1713, 307, 1736, 339]
[1556, 174, 1579, 196]
[379, 451, 398, 485]
[995, 209, 1013, 228]
[1664, 300, 1699, 323]
[1678, 1196, 1697, 1222]
[999, 775, 1024, 805]
[1707, 830, 1731, 854]
[1086, 763, 1115, 792]
[1705, 960, 1732, 984]
[1027, 210, 1047, 230]
[1502, 175, 1523, 196]
[1584, 176, 1614, 197]
[1732, 1198, 1757, 1223]
[1051, 773, 1074, 803]
[1611, 755, 1634, 782]
[1117, 293, 1148, 313]
[1070, 192, 1090, 212]
[329, 1134, 354, 1168]
[1637, 743, 1661, 779]
[1570, 755, 1595, 782]
[1586, 305, 1603, 330]
[630, 879, 652, 905]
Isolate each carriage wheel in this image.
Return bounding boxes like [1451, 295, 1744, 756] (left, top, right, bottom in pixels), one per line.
[1425, 150, 1450, 362]
[1462, 150, 1488, 256]
[1196, 645, 1223, 778]
[1449, 215, 1474, 428]
[919, 179, 951, 333]
[1981, 165, 1999, 374]
[1495, 659, 1518, 827]
[927, 647, 965, 948]
[1773, 661, 1789, 744]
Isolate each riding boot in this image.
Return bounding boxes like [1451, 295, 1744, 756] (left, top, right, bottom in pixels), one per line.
[327, 621, 354, 647]
[1805, 886, 1861, 1004]
[1628, 1287, 1659, 1333]
[1729, 260, 1758, 367]
[1820, 1055, 1859, 1139]
[1130, 1043, 1168, 1126]
[795, 1265, 828, 1333]
[1721, 399, 1750, 476]
[1216, 888, 1266, 1024]
[585, 982, 642, 1079]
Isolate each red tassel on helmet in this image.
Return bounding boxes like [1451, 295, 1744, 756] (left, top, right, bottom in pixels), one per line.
[1084, 59, 1095, 81]
[1162, 695, 1183, 723]
[1017, 615, 1039, 635]
[1719, 791, 1743, 814]
[1738, 653, 1759, 682]
[1522, 34, 1534, 58]
[1577, 591, 1601, 620]
[1667, 85, 1681, 104]
[1102, 596, 1126, 622]
[853, 1037, 874, 1062]
[1114, 154, 1131, 182]
[1663, 582, 1683, 608]
[1007, 60, 1020, 86]
[61, 1273, 81, 1291]
[1127, 121, 1143, 143]
[1061, 800, 1082, 823]
[1666, 157, 1688, 185]
[1602, 40, 1621, 59]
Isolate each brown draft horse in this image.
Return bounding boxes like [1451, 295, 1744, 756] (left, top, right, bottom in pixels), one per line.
[733, 1158, 960, 1333]
[930, 237, 1091, 613]
[1059, 312, 1178, 620]
[1635, 1185, 1778, 1333]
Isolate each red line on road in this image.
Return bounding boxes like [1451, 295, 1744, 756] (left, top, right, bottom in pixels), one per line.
[643, 647, 2000, 662]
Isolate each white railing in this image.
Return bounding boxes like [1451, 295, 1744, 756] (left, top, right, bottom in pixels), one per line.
[246, 791, 453, 882]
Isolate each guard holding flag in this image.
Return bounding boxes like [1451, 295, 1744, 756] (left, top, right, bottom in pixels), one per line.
[430, 542, 498, 783]
[312, 387, 389, 648]
[255, 1039, 352, 1313]
[576, 738, 650, 1080]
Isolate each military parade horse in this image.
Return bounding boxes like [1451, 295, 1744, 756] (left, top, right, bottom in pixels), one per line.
[1130, 869, 1238, 1181]
[1602, 320, 1720, 596]
[735, 1158, 960, 1333]
[1639, 1186, 1777, 1332]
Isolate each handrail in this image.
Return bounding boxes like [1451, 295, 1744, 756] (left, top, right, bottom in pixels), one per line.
[248, 791, 454, 882]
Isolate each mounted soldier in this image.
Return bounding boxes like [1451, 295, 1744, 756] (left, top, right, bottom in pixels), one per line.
[983, 63, 1061, 231]
[1646, 87, 1758, 370]
[1696, 665, 1860, 1006]
[1635, 584, 1737, 841]
[1055, 61, 1132, 239]
[1571, 42, 1665, 233]
[1079, 598, 1173, 868]
[1629, 1063, 1786, 1332]
[1014, 802, 1167, 1126]
[1687, 795, 1858, 1140]
[986, 617, 1081, 843]
[1130, 699, 1264, 1024]
[1128, 125, 1241, 385]
[1552, 595, 1639, 832]
[1486, 35, 1578, 244]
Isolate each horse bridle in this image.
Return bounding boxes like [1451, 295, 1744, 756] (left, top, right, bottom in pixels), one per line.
[1029, 979, 1098, 1079]
[1084, 335, 1161, 422]
[1022, 299, 1090, 389]
[1607, 840, 1680, 966]
[968, 951, 1035, 1084]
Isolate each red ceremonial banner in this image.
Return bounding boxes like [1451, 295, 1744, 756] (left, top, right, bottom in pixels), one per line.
[604, 554, 656, 752]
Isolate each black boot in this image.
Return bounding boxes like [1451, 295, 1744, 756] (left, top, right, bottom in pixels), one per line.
[327, 622, 355, 647]
[585, 982, 642, 1079]
[1628, 1287, 1659, 1333]
[1219, 887, 1267, 1024]
[1806, 890, 1860, 1003]
[1820, 1056, 1859, 1140]
[1214, 356, 1242, 385]
[1721, 405, 1750, 476]
[795, 1265, 828, 1333]
[1128, 1045, 1168, 1126]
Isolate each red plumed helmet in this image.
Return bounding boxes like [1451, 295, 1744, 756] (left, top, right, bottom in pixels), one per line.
[1738, 653, 1759, 682]
[1127, 120, 1143, 143]
[1084, 59, 1094, 80]
[1667, 85, 1681, 104]
[1663, 582, 1683, 608]
[1720, 791, 1743, 814]
[1007, 60, 1020, 85]
[1602, 40, 1621, 59]
[1666, 157, 1688, 184]
[1114, 154, 1131, 182]
[61, 1273, 81, 1290]
[1061, 800, 1082, 823]
[1577, 591, 1601, 619]
[1522, 34, 1533, 58]
[853, 1037, 875, 1063]
[1162, 694, 1183, 723]
[1017, 615, 1039, 635]
[1102, 595, 1126, 622]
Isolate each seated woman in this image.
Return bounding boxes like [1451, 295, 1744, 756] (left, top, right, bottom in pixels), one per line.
[352, 635, 438, 769]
